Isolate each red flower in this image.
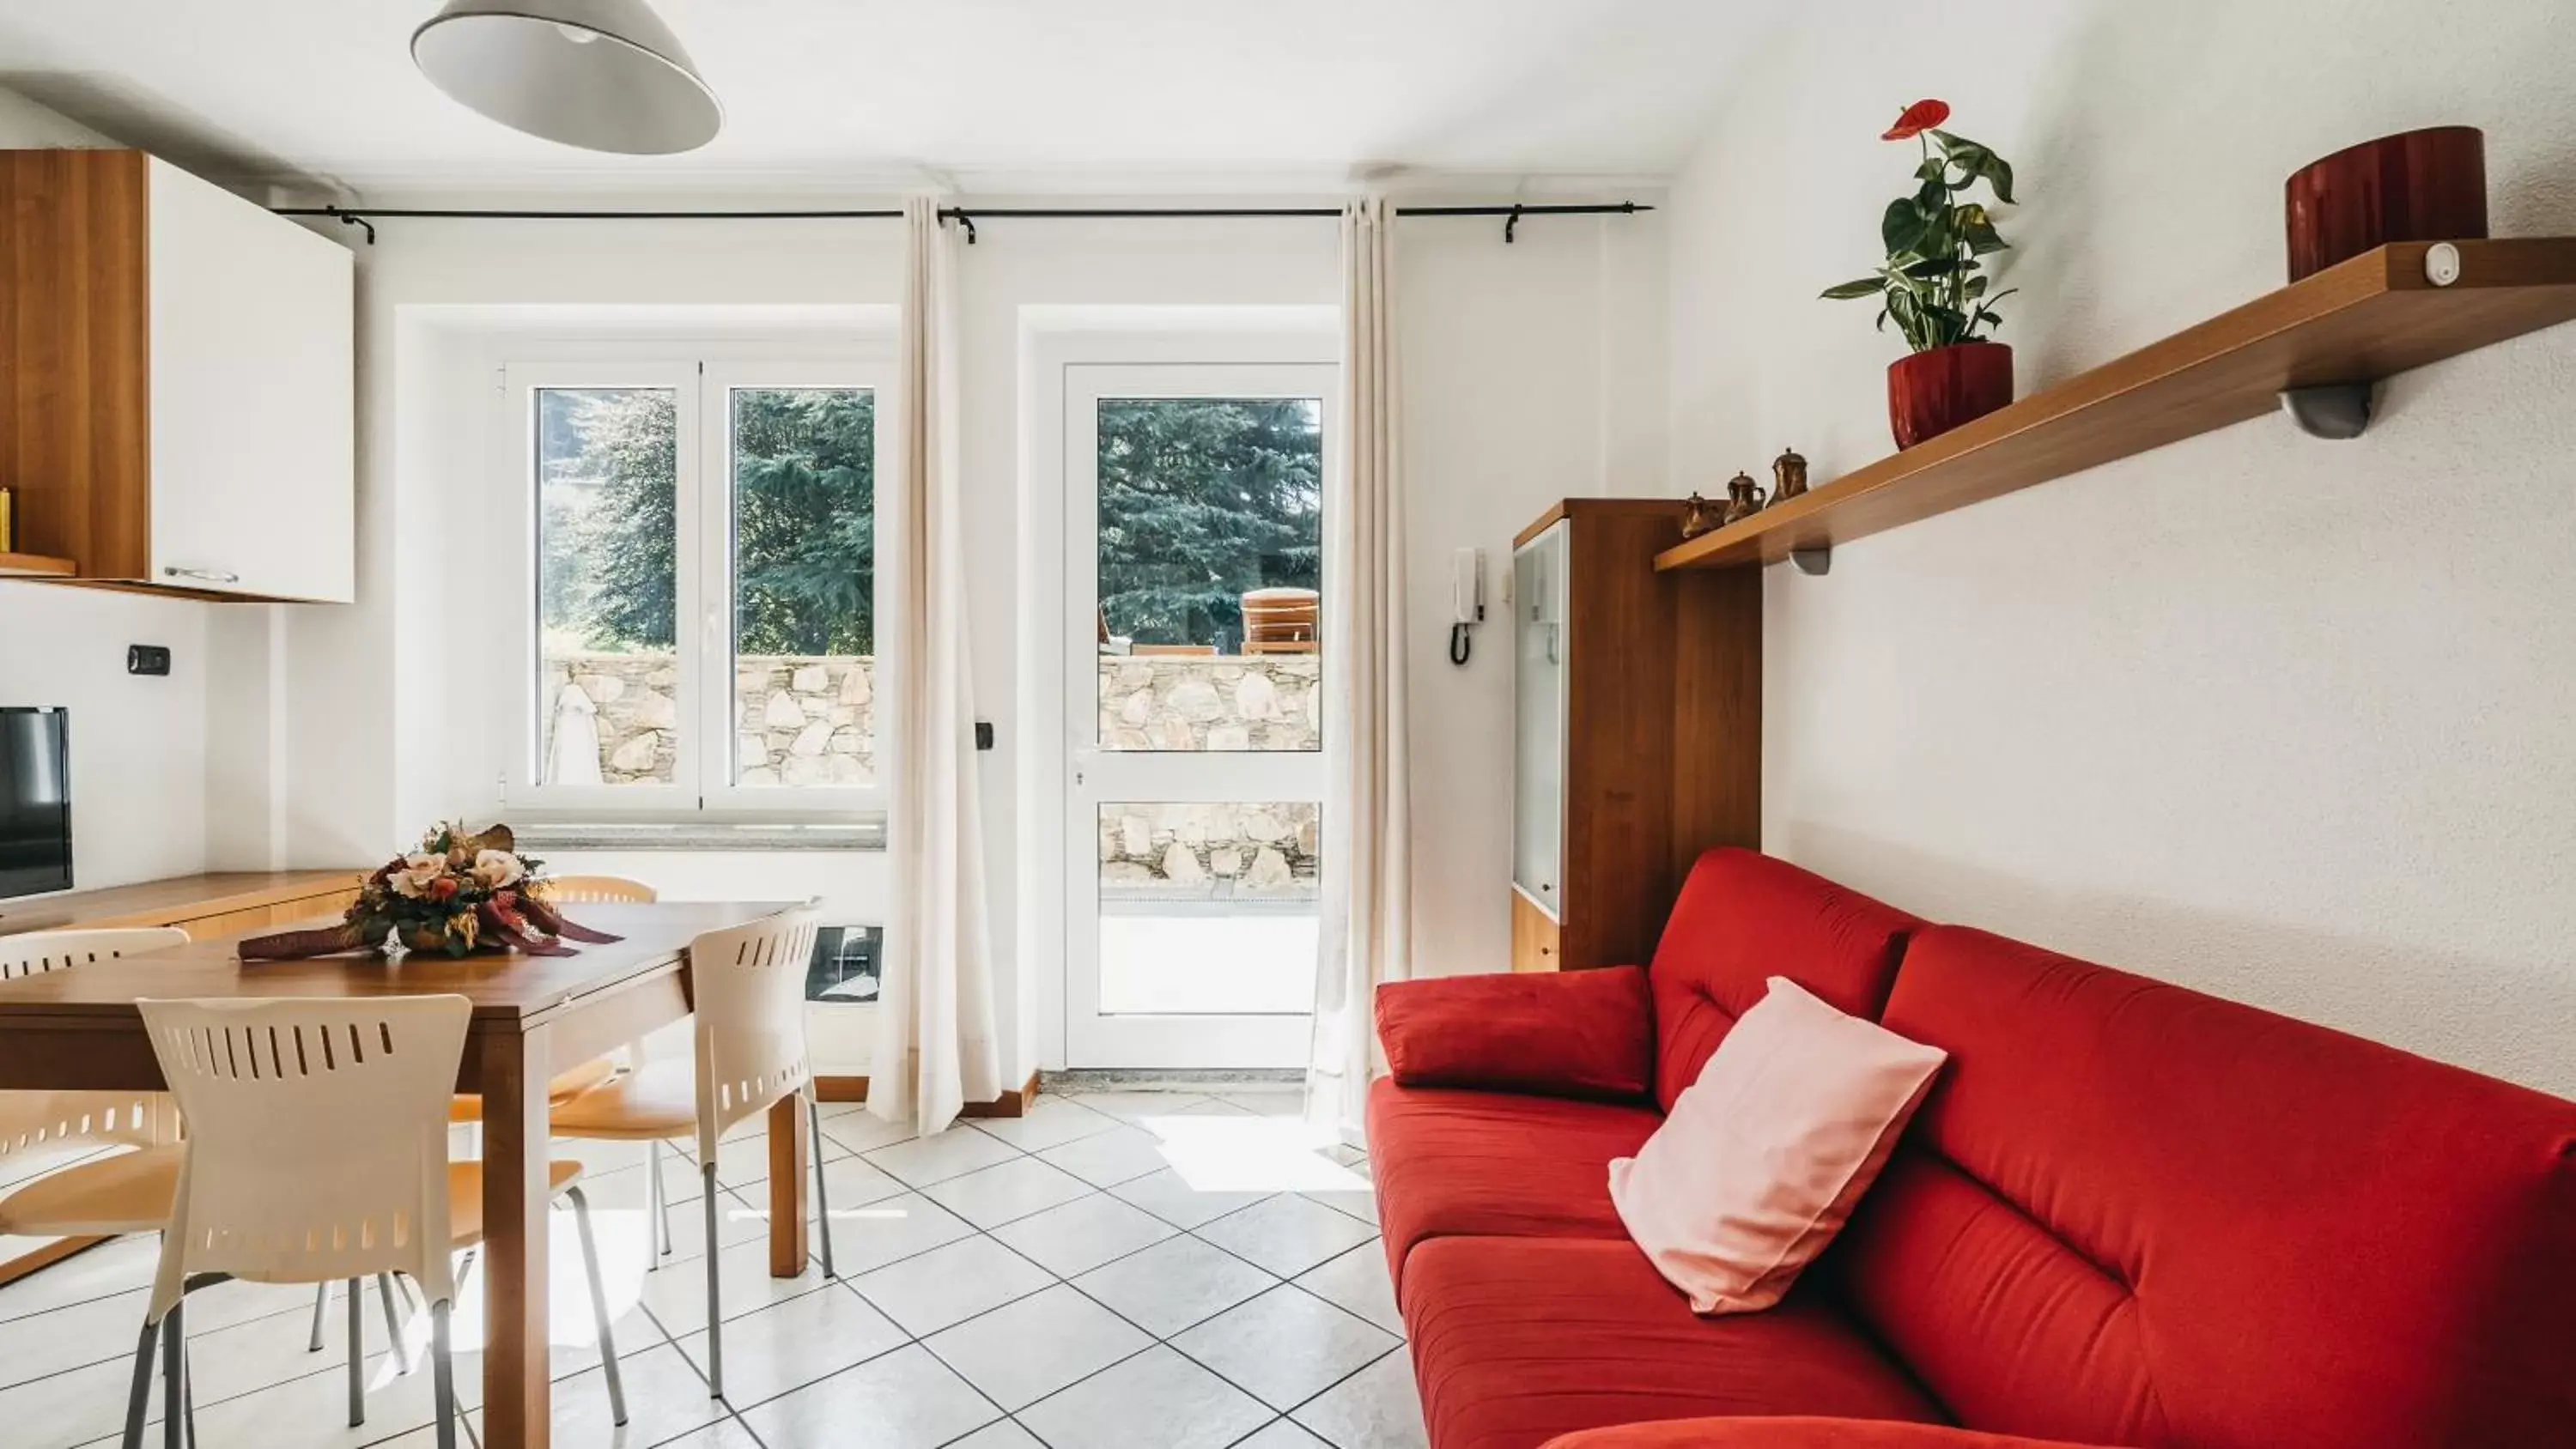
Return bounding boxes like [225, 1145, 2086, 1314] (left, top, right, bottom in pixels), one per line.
[1883, 99, 1950, 141]
[428, 876, 459, 901]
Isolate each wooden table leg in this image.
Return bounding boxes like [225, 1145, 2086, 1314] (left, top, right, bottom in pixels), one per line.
[481, 1024, 554, 1449]
[767, 1094, 808, 1277]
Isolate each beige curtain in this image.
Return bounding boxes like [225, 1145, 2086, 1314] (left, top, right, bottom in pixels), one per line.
[1309, 196, 1413, 1145]
[872, 197, 1004, 1136]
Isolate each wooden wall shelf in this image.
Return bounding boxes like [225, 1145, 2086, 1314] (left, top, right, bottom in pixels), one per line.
[0, 551, 76, 578]
[1656, 239, 2576, 572]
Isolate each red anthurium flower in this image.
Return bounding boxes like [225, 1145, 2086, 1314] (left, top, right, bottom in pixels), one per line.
[1883, 99, 1951, 141]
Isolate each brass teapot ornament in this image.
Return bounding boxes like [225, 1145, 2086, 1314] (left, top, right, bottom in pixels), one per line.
[1771, 446, 1808, 503]
[1679, 491, 1727, 539]
[1719, 470, 1767, 526]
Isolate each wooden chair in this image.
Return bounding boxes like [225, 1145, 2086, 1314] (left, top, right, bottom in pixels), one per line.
[547, 909, 828, 1399]
[130, 994, 627, 1449]
[1242, 586, 1320, 653]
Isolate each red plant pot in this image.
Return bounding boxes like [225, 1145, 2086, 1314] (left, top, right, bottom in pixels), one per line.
[1887, 342, 2013, 451]
[2285, 126, 2485, 282]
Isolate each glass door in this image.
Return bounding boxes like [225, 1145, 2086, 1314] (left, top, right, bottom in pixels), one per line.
[1064, 363, 1334, 1067]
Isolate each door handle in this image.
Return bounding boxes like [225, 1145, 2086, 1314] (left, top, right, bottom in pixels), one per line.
[163, 566, 241, 584]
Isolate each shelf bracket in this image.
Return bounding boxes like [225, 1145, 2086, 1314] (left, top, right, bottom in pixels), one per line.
[1789, 544, 1832, 576]
[2279, 382, 2373, 440]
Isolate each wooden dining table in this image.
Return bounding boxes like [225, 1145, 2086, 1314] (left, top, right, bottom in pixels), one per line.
[0, 900, 805, 1449]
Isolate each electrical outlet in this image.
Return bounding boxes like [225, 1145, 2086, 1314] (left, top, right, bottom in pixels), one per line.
[126, 644, 172, 676]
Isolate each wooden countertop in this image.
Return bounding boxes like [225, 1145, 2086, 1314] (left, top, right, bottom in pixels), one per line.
[0, 869, 366, 936]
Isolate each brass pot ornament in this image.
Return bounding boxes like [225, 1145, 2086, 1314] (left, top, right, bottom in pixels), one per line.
[1720, 470, 1768, 526]
[1772, 446, 1808, 503]
[1679, 491, 1727, 539]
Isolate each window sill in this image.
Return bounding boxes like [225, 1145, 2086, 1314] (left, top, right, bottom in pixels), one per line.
[513, 820, 886, 852]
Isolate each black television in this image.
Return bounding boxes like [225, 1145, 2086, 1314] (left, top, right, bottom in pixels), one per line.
[0, 707, 71, 900]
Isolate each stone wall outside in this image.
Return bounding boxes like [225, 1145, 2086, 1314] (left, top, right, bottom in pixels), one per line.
[544, 652, 874, 786]
[1096, 654, 1321, 888]
[1097, 655, 1319, 752]
[547, 652, 1317, 884]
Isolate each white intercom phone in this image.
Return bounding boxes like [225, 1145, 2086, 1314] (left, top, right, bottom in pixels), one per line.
[1448, 547, 1485, 665]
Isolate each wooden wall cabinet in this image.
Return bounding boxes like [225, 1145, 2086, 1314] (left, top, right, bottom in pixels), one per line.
[0, 149, 354, 603]
[1510, 500, 1761, 972]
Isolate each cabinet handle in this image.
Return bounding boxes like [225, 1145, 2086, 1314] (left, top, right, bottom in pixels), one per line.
[163, 567, 240, 584]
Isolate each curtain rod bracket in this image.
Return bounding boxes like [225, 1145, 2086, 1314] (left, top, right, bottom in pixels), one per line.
[1504, 203, 1523, 245]
[951, 209, 977, 246]
[326, 206, 375, 246]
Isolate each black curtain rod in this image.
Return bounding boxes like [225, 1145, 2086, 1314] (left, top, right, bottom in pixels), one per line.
[271, 199, 1650, 246]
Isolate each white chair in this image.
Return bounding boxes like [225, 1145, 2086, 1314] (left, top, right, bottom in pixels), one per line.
[128, 995, 628, 1449]
[0, 927, 191, 982]
[0, 929, 192, 1244]
[548, 908, 826, 1398]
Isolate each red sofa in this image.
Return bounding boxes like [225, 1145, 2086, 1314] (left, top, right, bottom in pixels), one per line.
[1369, 848, 2576, 1449]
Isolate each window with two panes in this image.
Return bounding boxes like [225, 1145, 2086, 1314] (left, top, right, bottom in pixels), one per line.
[519, 361, 884, 813]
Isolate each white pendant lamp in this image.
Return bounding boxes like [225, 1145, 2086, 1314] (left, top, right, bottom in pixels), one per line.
[412, 0, 722, 155]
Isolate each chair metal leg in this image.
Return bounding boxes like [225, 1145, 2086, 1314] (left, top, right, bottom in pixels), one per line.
[159, 1300, 185, 1449]
[564, 1185, 629, 1425]
[702, 1160, 724, 1398]
[809, 1095, 835, 1277]
[377, 1273, 412, 1374]
[648, 1138, 671, 1264]
[431, 1300, 458, 1449]
[306, 1282, 329, 1352]
[345, 1276, 364, 1427]
[119, 1320, 156, 1449]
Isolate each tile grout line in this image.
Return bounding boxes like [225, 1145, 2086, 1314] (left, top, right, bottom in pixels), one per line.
[955, 1188, 1394, 1434]
[7, 1094, 1388, 1448]
[686, 1114, 1383, 1436]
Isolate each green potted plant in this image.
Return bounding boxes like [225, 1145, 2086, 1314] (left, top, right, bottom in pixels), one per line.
[1822, 100, 2020, 449]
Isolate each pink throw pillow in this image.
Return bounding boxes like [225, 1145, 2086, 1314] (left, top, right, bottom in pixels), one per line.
[1608, 975, 1946, 1314]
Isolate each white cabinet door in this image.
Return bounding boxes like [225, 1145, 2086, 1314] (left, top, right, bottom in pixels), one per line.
[146, 159, 354, 602]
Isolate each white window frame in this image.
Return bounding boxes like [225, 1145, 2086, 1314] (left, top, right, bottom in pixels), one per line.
[1062, 361, 1338, 1068]
[501, 345, 895, 821]
[1006, 306, 1340, 1071]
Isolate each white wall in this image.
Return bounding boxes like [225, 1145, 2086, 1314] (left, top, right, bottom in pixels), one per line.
[307, 196, 1664, 1078]
[1667, 0, 2576, 1094]
[0, 591, 213, 893]
[1400, 212, 1669, 977]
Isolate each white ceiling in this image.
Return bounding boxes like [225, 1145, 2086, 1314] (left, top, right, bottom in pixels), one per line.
[0, 1, 1764, 198]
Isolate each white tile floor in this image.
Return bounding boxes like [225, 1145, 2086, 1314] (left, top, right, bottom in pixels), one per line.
[0, 1088, 1425, 1449]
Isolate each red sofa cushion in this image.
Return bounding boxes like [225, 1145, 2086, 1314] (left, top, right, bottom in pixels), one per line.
[1368, 1078, 1659, 1294]
[1648, 850, 1919, 1110]
[1544, 1419, 2118, 1449]
[1831, 925, 2576, 1449]
[1378, 965, 1654, 1100]
[1404, 1235, 1947, 1449]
